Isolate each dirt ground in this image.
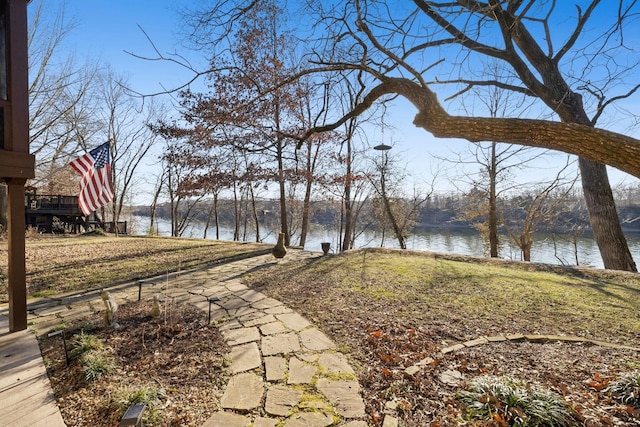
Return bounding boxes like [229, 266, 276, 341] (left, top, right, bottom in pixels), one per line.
[38, 300, 230, 426]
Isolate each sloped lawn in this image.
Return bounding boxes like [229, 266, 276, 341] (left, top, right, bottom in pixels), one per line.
[244, 248, 640, 426]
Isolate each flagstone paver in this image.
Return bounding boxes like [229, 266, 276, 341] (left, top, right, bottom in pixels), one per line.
[287, 357, 317, 384]
[264, 356, 287, 381]
[261, 332, 301, 356]
[283, 412, 335, 427]
[300, 327, 337, 351]
[253, 417, 280, 427]
[382, 415, 399, 427]
[252, 297, 284, 310]
[264, 305, 293, 315]
[220, 372, 264, 411]
[276, 312, 311, 331]
[223, 326, 261, 345]
[265, 385, 304, 416]
[316, 379, 367, 419]
[260, 321, 290, 335]
[318, 352, 356, 375]
[202, 411, 250, 427]
[236, 289, 267, 303]
[243, 313, 278, 327]
[229, 342, 262, 373]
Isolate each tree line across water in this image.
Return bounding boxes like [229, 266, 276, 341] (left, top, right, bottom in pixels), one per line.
[134, 185, 640, 252]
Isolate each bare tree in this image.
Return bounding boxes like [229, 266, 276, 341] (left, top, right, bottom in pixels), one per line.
[28, 0, 99, 185]
[162, 142, 205, 237]
[172, 0, 307, 246]
[95, 70, 162, 225]
[369, 147, 431, 249]
[502, 162, 578, 262]
[293, 0, 640, 271]
[146, 1, 640, 270]
[333, 77, 377, 252]
[148, 169, 165, 235]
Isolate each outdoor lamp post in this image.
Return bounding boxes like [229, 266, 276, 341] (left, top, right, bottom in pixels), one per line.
[373, 143, 392, 197]
[373, 143, 392, 180]
[373, 143, 392, 247]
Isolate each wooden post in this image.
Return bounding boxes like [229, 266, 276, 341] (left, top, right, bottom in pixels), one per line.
[0, 0, 33, 332]
[7, 178, 26, 331]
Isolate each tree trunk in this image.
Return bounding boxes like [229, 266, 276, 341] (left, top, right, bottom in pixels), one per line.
[520, 235, 532, 262]
[579, 158, 637, 271]
[300, 180, 312, 247]
[232, 182, 240, 241]
[341, 136, 354, 252]
[276, 140, 289, 246]
[488, 143, 499, 257]
[214, 193, 220, 240]
[342, 188, 353, 252]
[248, 186, 260, 242]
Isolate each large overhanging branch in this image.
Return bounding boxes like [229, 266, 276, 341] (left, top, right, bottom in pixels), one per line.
[296, 77, 640, 178]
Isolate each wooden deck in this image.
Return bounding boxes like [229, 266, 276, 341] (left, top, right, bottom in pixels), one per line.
[0, 315, 66, 426]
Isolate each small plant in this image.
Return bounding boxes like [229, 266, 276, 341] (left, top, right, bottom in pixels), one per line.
[457, 375, 578, 426]
[71, 331, 113, 383]
[80, 350, 114, 383]
[116, 385, 163, 408]
[114, 385, 164, 425]
[605, 371, 640, 407]
[72, 331, 103, 357]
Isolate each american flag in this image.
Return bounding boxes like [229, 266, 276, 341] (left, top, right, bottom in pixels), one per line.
[69, 141, 114, 216]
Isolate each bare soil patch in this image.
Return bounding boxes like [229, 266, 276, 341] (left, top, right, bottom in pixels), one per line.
[38, 300, 229, 426]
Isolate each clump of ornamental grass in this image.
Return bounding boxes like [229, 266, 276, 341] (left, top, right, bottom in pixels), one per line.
[80, 350, 115, 383]
[457, 375, 579, 426]
[605, 371, 640, 408]
[112, 385, 164, 425]
[71, 330, 114, 383]
[72, 330, 103, 357]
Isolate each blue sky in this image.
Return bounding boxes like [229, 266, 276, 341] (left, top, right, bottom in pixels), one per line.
[47, 1, 639, 195]
[60, 0, 197, 95]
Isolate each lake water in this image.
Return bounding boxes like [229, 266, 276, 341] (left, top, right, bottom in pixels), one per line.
[129, 215, 640, 270]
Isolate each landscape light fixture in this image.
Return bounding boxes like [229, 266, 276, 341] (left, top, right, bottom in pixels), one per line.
[208, 296, 221, 323]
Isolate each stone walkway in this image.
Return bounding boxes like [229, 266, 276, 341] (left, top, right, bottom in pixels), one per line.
[0, 248, 370, 427]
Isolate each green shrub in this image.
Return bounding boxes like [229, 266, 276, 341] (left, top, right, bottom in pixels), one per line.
[72, 331, 103, 358]
[80, 350, 114, 383]
[605, 371, 640, 407]
[457, 375, 578, 426]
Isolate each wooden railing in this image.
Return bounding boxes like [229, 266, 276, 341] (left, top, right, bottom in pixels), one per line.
[25, 194, 82, 215]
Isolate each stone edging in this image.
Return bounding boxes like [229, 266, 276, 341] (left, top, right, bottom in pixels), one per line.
[399, 334, 640, 381]
[440, 333, 640, 355]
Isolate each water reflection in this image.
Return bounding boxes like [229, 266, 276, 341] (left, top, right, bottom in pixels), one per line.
[131, 216, 640, 270]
